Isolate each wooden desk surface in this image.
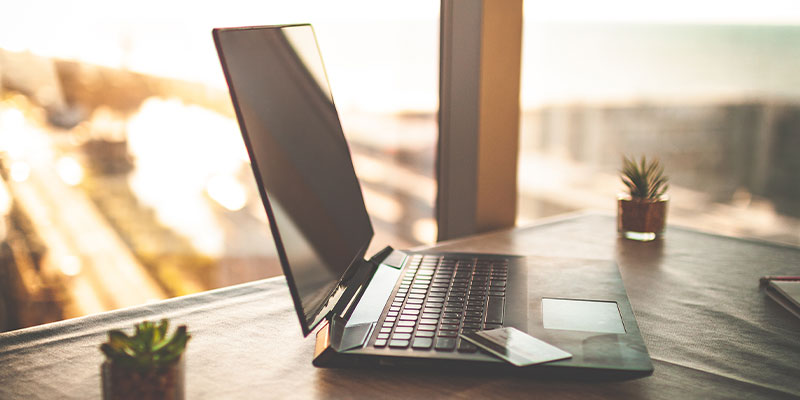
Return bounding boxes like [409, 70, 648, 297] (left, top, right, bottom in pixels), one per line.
[1, 213, 799, 399]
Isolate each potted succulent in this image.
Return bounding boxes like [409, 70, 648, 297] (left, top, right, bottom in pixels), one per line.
[100, 319, 190, 400]
[617, 155, 669, 241]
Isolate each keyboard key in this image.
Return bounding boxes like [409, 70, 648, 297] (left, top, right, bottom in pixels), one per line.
[441, 318, 460, 325]
[399, 315, 418, 321]
[406, 298, 424, 304]
[402, 309, 420, 315]
[419, 318, 439, 325]
[434, 338, 456, 351]
[412, 337, 434, 349]
[392, 333, 412, 340]
[394, 327, 414, 333]
[415, 330, 435, 338]
[437, 330, 457, 338]
[412, 284, 429, 289]
[377, 333, 389, 339]
[465, 311, 483, 318]
[489, 291, 505, 296]
[485, 296, 505, 324]
[465, 302, 484, 310]
[374, 339, 388, 347]
[439, 324, 459, 331]
[397, 320, 415, 327]
[417, 324, 437, 331]
[423, 307, 442, 314]
[404, 304, 422, 310]
[389, 339, 410, 348]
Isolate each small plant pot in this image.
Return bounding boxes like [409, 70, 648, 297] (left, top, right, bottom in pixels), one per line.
[617, 194, 668, 241]
[101, 356, 185, 400]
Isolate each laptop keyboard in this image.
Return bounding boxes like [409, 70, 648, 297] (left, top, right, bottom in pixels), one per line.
[373, 254, 508, 353]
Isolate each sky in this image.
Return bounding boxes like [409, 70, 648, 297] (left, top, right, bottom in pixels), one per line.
[1, 1, 799, 111]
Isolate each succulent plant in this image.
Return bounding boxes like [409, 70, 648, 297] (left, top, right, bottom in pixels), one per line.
[100, 319, 190, 372]
[621, 155, 669, 200]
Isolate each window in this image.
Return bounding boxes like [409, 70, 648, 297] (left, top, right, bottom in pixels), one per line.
[0, 1, 438, 330]
[518, 2, 800, 246]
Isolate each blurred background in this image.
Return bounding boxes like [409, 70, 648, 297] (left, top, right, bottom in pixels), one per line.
[0, 0, 798, 331]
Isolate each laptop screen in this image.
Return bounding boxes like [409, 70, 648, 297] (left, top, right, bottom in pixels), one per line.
[214, 24, 374, 335]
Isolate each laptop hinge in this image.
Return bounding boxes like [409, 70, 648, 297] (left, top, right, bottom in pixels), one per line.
[367, 245, 395, 267]
[328, 246, 395, 323]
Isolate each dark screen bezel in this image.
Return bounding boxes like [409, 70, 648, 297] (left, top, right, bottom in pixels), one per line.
[213, 24, 374, 336]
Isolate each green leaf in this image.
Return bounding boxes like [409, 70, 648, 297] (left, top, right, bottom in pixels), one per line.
[620, 155, 669, 199]
[101, 319, 190, 370]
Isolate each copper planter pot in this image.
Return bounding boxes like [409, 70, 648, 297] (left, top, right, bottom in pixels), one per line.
[101, 356, 185, 400]
[617, 195, 668, 241]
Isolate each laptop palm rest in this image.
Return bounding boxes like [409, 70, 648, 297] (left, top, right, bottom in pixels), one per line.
[347, 264, 402, 327]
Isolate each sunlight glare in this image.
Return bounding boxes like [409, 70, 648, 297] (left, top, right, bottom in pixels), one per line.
[9, 161, 30, 182]
[206, 175, 248, 212]
[56, 156, 84, 186]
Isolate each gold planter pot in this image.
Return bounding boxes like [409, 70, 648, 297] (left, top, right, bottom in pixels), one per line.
[617, 195, 669, 241]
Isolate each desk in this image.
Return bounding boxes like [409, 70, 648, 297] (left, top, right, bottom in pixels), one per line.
[1, 213, 799, 399]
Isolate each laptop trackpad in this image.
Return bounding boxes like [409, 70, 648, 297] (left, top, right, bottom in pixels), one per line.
[542, 298, 626, 334]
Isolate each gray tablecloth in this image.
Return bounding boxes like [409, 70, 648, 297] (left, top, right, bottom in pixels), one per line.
[1, 214, 799, 399]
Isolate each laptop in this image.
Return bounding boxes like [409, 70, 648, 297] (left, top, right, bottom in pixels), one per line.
[212, 24, 653, 376]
